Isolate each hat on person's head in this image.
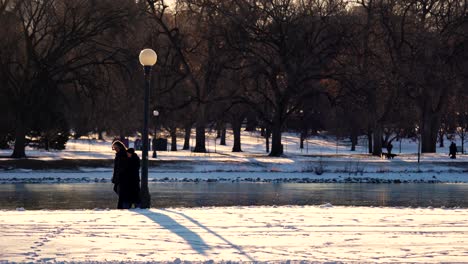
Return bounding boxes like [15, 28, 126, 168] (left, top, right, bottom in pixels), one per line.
[127, 148, 135, 154]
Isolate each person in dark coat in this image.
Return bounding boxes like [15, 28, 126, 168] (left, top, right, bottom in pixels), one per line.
[449, 142, 457, 159]
[111, 140, 132, 209]
[125, 148, 141, 208]
[386, 142, 393, 157]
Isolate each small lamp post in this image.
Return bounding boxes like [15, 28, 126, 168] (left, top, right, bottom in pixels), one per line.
[416, 125, 421, 164]
[152, 110, 159, 158]
[139, 48, 157, 209]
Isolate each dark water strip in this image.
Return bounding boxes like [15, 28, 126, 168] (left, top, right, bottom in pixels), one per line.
[0, 182, 467, 210]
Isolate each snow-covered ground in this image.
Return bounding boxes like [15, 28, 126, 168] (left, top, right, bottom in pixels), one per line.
[1, 132, 466, 183]
[1, 131, 467, 162]
[1, 206, 467, 263]
[1, 134, 467, 263]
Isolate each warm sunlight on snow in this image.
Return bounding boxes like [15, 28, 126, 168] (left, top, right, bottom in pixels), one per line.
[1, 206, 467, 263]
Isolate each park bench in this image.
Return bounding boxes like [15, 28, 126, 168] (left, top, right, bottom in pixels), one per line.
[456, 146, 463, 154]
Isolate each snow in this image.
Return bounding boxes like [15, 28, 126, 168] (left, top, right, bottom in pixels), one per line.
[0, 132, 466, 183]
[1, 131, 466, 162]
[0, 132, 468, 263]
[0, 133, 467, 262]
[1, 206, 467, 263]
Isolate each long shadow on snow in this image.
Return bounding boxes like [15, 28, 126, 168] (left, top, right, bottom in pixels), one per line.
[136, 210, 210, 255]
[162, 208, 256, 262]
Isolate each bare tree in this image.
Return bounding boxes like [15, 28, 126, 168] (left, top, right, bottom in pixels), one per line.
[145, 0, 237, 153]
[377, 0, 466, 153]
[221, 0, 348, 156]
[0, 0, 132, 158]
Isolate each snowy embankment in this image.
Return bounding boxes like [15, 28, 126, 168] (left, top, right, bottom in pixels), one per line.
[0, 170, 467, 184]
[1, 206, 467, 263]
[1, 133, 467, 183]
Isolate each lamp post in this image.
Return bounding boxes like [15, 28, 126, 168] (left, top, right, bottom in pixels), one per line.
[152, 110, 159, 158]
[139, 48, 157, 209]
[416, 125, 421, 164]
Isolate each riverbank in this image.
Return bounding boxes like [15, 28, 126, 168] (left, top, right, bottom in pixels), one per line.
[1, 134, 466, 183]
[0, 170, 467, 184]
[1, 205, 467, 263]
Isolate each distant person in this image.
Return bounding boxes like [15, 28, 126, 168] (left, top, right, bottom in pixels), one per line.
[125, 148, 141, 208]
[134, 138, 142, 150]
[449, 142, 457, 159]
[111, 140, 128, 208]
[386, 143, 393, 156]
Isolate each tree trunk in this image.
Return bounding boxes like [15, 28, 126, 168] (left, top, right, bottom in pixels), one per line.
[98, 130, 104, 141]
[265, 128, 270, 153]
[421, 106, 440, 153]
[300, 130, 305, 149]
[350, 128, 358, 151]
[220, 127, 226, 146]
[193, 106, 206, 153]
[461, 132, 465, 154]
[269, 124, 283, 156]
[232, 120, 242, 152]
[170, 130, 177, 151]
[367, 127, 373, 154]
[193, 125, 206, 152]
[44, 136, 49, 151]
[183, 125, 191, 150]
[438, 128, 445, 148]
[11, 122, 26, 158]
[372, 123, 383, 156]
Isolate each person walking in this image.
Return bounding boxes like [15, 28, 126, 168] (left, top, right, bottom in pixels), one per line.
[386, 142, 393, 158]
[449, 142, 457, 159]
[126, 148, 141, 208]
[111, 140, 132, 209]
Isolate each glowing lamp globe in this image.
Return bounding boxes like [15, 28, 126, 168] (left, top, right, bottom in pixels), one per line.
[139, 49, 157, 66]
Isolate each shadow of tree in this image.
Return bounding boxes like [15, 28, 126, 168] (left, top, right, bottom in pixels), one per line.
[136, 210, 210, 255]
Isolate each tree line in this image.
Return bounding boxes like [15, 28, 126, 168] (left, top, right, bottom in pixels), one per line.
[0, 0, 466, 158]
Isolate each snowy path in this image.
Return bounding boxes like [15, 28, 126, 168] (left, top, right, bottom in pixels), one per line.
[1, 206, 467, 263]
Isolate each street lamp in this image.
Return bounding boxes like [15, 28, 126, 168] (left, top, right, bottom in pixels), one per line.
[139, 48, 157, 209]
[152, 110, 159, 158]
[416, 125, 421, 164]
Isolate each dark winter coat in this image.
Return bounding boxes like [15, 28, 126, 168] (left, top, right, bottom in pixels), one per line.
[124, 152, 141, 205]
[387, 143, 393, 154]
[112, 149, 128, 187]
[449, 143, 457, 157]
